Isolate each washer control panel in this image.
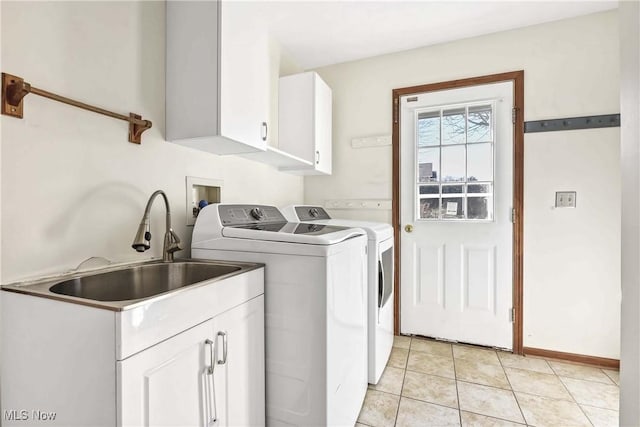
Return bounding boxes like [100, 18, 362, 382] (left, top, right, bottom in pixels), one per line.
[295, 206, 332, 221]
[219, 205, 287, 226]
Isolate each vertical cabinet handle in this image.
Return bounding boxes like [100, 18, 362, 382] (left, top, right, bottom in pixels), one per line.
[204, 339, 218, 426]
[205, 339, 215, 374]
[316, 150, 320, 165]
[216, 331, 228, 365]
[261, 122, 268, 142]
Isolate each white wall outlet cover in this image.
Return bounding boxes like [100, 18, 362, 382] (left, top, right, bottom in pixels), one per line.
[555, 191, 577, 208]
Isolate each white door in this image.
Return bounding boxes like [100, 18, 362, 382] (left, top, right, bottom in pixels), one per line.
[400, 81, 514, 349]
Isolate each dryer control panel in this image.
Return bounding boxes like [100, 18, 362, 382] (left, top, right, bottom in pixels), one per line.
[219, 205, 287, 226]
[295, 206, 331, 221]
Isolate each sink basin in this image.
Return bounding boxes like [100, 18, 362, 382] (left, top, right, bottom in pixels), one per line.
[1, 259, 262, 311]
[49, 261, 241, 301]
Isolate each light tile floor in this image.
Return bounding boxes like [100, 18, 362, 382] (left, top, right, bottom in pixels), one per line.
[357, 336, 620, 427]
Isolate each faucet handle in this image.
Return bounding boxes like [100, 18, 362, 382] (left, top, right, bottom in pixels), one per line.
[165, 229, 183, 253]
[167, 242, 182, 253]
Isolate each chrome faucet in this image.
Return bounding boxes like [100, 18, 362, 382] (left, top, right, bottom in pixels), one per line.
[132, 190, 182, 262]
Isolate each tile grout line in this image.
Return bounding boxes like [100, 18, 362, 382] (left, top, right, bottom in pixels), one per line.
[504, 356, 598, 426]
[547, 359, 617, 386]
[452, 342, 463, 427]
[600, 368, 620, 387]
[545, 361, 597, 427]
[568, 381, 597, 427]
[372, 386, 464, 413]
[390, 340, 465, 423]
[555, 374, 599, 427]
[392, 339, 410, 427]
[555, 373, 617, 386]
[366, 388, 401, 398]
[497, 350, 527, 425]
[556, 375, 585, 407]
[575, 402, 596, 427]
[405, 364, 456, 382]
[455, 378, 515, 393]
[462, 409, 529, 426]
[500, 365, 577, 402]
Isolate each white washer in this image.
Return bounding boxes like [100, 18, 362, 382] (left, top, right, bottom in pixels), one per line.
[192, 204, 368, 427]
[281, 205, 394, 385]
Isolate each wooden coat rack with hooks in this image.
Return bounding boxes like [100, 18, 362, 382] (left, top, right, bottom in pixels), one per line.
[1, 72, 152, 144]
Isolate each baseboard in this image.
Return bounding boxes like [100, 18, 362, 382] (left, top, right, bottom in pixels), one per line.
[523, 347, 620, 369]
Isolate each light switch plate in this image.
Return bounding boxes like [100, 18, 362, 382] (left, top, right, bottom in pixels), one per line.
[555, 191, 577, 208]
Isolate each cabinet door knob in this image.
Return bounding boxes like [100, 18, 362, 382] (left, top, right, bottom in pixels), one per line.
[404, 224, 414, 233]
[261, 122, 268, 142]
[316, 150, 320, 165]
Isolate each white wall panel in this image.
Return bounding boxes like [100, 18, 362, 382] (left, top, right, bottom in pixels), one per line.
[416, 244, 444, 307]
[462, 246, 496, 314]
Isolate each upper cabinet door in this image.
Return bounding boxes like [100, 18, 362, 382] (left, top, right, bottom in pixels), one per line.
[313, 75, 332, 175]
[219, 2, 270, 149]
[166, 1, 269, 155]
[278, 72, 333, 175]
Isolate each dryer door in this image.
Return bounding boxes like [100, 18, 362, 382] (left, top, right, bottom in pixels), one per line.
[378, 237, 394, 310]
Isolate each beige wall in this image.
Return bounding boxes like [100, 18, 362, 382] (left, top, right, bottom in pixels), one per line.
[0, 1, 303, 283]
[307, 11, 621, 358]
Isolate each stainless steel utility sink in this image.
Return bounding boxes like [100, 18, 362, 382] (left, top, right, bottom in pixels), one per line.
[49, 262, 241, 302]
[1, 259, 263, 311]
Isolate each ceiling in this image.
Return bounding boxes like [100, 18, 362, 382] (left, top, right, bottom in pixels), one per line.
[250, 1, 618, 69]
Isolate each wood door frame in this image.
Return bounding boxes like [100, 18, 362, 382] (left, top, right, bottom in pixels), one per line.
[392, 70, 525, 354]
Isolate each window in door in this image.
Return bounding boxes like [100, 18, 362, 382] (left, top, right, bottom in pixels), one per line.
[416, 102, 495, 221]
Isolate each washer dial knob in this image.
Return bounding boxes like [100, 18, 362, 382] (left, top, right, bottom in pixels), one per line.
[250, 207, 265, 220]
[309, 208, 320, 218]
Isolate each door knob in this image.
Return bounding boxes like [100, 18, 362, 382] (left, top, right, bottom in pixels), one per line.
[404, 224, 414, 233]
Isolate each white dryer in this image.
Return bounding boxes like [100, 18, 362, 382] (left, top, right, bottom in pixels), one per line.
[192, 204, 368, 427]
[282, 205, 394, 385]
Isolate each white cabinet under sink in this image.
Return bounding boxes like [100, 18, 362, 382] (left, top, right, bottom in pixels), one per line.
[166, 1, 271, 154]
[277, 71, 333, 175]
[1, 264, 265, 427]
[119, 296, 264, 427]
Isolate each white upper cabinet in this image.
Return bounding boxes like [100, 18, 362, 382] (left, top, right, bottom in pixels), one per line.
[278, 71, 333, 175]
[166, 1, 270, 154]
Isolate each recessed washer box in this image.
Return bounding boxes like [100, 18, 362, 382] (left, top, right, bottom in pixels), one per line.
[186, 176, 223, 225]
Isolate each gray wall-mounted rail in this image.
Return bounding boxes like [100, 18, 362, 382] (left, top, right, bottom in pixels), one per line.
[524, 114, 620, 133]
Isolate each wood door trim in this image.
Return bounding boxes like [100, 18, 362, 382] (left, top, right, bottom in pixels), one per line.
[524, 347, 620, 370]
[392, 70, 525, 354]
